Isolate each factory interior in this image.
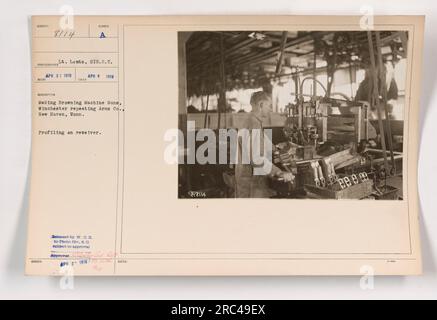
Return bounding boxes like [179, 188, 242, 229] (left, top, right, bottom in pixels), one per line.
[178, 30, 408, 199]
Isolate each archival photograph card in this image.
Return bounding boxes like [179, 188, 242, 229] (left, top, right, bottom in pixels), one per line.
[26, 15, 424, 275]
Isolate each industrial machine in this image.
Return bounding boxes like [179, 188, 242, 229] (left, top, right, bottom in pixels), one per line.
[270, 80, 401, 199]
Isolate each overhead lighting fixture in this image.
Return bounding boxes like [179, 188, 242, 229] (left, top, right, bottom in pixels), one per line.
[248, 32, 266, 40]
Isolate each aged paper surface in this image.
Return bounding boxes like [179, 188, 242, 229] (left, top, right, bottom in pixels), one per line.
[26, 15, 424, 275]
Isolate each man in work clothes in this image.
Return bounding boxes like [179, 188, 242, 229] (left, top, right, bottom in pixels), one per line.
[235, 91, 294, 198]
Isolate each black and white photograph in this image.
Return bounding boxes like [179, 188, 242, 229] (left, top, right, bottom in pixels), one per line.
[178, 30, 408, 200]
